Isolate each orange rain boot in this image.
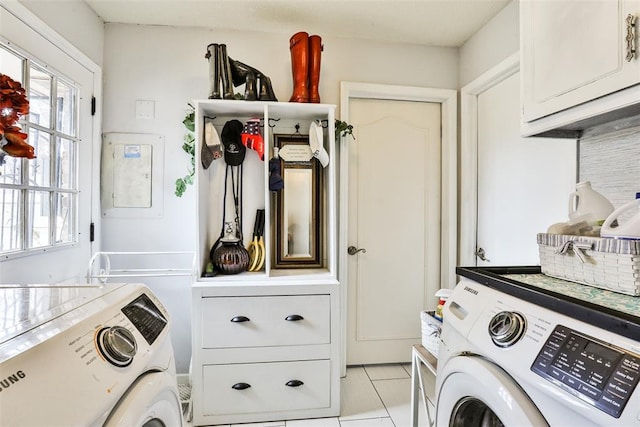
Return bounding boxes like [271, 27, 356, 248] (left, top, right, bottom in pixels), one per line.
[289, 32, 309, 103]
[308, 35, 322, 103]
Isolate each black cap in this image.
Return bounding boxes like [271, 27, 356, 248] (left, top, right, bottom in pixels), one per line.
[221, 119, 246, 166]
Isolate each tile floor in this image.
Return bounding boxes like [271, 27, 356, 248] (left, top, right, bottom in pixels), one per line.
[185, 363, 435, 427]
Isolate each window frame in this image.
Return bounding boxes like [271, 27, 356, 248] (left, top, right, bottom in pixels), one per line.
[0, 43, 81, 258]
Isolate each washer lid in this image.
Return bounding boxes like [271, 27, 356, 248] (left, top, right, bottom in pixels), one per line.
[0, 284, 126, 345]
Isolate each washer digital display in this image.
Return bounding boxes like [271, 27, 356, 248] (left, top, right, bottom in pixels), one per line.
[121, 293, 167, 345]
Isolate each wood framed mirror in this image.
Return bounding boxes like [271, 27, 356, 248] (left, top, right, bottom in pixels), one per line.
[273, 133, 323, 269]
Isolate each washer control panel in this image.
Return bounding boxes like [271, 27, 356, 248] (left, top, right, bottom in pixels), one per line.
[121, 293, 167, 345]
[531, 325, 640, 418]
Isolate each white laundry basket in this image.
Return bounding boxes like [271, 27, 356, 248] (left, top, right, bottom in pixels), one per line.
[420, 310, 442, 358]
[537, 233, 640, 296]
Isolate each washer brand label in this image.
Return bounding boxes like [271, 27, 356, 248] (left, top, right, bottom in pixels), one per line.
[463, 286, 478, 295]
[0, 370, 26, 392]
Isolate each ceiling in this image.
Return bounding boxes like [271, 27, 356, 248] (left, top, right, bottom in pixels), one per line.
[83, 0, 510, 47]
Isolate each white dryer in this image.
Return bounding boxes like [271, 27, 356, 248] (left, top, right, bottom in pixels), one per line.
[436, 267, 640, 426]
[0, 283, 183, 427]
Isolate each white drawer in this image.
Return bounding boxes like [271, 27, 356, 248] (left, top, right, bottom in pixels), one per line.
[202, 359, 331, 416]
[201, 294, 330, 348]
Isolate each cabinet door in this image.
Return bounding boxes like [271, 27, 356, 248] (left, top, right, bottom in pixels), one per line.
[522, 0, 640, 122]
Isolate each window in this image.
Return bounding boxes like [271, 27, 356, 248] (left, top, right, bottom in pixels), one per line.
[1, 44, 79, 256]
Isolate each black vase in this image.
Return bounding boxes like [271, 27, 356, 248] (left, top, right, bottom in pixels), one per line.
[210, 223, 249, 275]
[211, 240, 250, 275]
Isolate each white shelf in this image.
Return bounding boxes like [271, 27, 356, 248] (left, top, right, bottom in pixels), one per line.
[190, 100, 341, 426]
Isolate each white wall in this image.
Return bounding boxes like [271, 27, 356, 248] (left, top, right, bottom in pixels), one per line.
[459, 0, 519, 87]
[101, 23, 458, 372]
[18, 0, 104, 67]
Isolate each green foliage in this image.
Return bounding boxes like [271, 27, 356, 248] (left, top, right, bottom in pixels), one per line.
[335, 119, 355, 140]
[175, 108, 195, 197]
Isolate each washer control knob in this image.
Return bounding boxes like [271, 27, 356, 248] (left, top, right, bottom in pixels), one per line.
[488, 311, 526, 348]
[97, 326, 137, 367]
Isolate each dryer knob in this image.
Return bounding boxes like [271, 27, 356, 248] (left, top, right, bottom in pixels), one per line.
[98, 326, 137, 367]
[488, 311, 526, 348]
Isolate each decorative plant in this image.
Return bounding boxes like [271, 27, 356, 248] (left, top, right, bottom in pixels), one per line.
[335, 119, 355, 140]
[175, 106, 195, 197]
[0, 73, 35, 166]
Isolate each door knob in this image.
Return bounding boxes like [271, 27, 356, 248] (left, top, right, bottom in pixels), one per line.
[475, 247, 490, 262]
[348, 246, 367, 255]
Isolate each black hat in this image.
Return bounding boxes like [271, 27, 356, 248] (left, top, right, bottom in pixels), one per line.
[221, 120, 246, 166]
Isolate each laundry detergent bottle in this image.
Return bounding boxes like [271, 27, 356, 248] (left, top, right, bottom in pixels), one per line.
[601, 192, 640, 239]
[568, 181, 614, 226]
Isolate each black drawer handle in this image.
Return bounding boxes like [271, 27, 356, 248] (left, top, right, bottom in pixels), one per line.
[285, 314, 304, 321]
[232, 382, 251, 390]
[230, 316, 250, 323]
[285, 379, 304, 387]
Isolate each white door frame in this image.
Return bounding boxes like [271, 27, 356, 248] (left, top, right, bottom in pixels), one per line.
[460, 53, 519, 267]
[339, 82, 457, 373]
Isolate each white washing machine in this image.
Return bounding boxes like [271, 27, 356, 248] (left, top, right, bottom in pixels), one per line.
[436, 267, 640, 426]
[0, 283, 183, 427]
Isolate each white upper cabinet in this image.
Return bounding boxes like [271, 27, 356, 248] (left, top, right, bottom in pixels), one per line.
[521, 0, 640, 137]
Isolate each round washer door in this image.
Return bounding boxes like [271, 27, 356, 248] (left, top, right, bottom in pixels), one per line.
[437, 356, 549, 427]
[104, 371, 183, 427]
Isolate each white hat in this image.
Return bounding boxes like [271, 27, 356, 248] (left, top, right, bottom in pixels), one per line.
[309, 121, 329, 168]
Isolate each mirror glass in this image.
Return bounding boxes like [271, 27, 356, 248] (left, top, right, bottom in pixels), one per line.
[273, 134, 323, 269]
[283, 168, 312, 258]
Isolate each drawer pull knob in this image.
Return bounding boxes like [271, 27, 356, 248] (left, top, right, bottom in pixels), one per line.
[230, 316, 250, 323]
[232, 382, 251, 390]
[285, 379, 304, 387]
[285, 314, 304, 321]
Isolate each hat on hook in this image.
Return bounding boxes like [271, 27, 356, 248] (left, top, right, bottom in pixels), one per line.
[221, 119, 246, 166]
[202, 120, 223, 169]
[309, 120, 329, 167]
[241, 118, 264, 161]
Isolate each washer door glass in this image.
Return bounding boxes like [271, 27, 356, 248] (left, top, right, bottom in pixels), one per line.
[103, 371, 182, 427]
[437, 356, 549, 427]
[450, 396, 504, 427]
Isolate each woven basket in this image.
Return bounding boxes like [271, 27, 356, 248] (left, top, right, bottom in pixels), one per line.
[420, 310, 442, 358]
[537, 233, 640, 296]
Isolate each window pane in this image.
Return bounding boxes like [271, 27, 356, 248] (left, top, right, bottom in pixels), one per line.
[0, 155, 22, 185]
[56, 80, 76, 137]
[0, 188, 22, 252]
[28, 67, 51, 128]
[28, 129, 51, 187]
[54, 191, 74, 244]
[0, 47, 23, 84]
[56, 137, 74, 189]
[27, 190, 50, 248]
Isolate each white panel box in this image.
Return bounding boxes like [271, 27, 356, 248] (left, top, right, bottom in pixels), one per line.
[101, 133, 164, 218]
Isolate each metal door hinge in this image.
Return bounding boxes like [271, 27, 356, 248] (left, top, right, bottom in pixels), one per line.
[91, 96, 96, 116]
[90, 222, 95, 242]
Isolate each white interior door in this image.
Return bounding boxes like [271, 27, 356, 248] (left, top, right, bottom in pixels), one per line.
[461, 55, 576, 267]
[346, 97, 441, 364]
[0, 4, 98, 284]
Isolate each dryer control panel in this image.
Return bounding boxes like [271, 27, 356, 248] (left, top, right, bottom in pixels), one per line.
[531, 325, 640, 418]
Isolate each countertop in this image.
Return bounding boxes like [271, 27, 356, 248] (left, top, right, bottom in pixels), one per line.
[456, 266, 640, 341]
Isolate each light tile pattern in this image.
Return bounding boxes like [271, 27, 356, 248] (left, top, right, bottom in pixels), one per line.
[184, 363, 435, 426]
